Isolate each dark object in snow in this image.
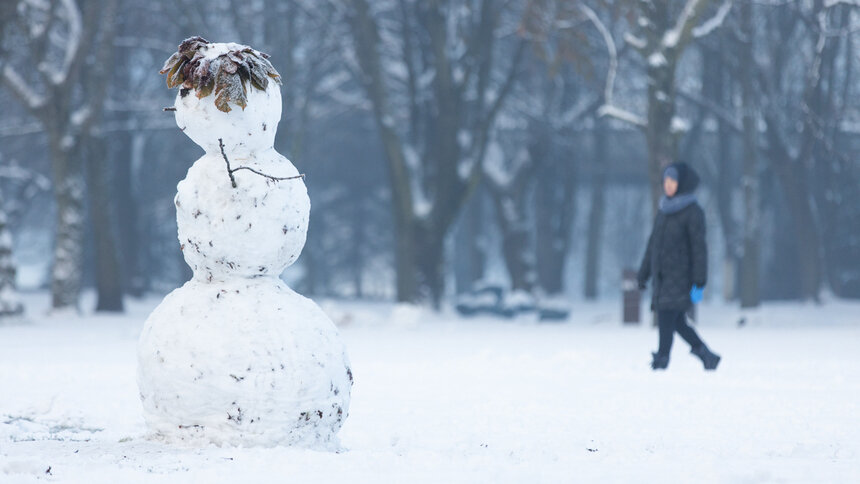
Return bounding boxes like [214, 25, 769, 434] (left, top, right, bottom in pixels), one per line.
[691, 344, 721, 371]
[499, 291, 537, 318]
[622, 269, 641, 324]
[455, 283, 503, 316]
[651, 352, 669, 370]
[160, 36, 281, 112]
[538, 305, 570, 322]
[737, 317, 746, 327]
[455, 283, 567, 320]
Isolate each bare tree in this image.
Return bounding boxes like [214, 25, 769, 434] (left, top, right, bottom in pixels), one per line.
[2, 0, 120, 311]
[601, 0, 731, 209]
[345, 0, 525, 306]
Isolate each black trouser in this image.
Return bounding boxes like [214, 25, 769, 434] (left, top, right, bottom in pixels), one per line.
[656, 309, 704, 356]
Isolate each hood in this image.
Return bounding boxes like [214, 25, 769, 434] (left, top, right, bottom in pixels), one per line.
[664, 162, 700, 196]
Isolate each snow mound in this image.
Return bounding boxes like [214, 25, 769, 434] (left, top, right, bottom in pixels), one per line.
[138, 278, 351, 448]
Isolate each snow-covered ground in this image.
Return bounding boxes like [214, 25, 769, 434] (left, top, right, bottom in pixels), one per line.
[1, 292, 858, 483]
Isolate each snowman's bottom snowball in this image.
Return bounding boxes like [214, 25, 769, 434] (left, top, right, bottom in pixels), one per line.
[137, 278, 352, 448]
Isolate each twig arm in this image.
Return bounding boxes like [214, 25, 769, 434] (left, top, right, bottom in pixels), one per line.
[219, 138, 238, 188]
[218, 138, 305, 188]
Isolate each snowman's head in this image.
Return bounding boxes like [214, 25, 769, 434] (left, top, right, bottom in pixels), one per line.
[161, 37, 283, 155]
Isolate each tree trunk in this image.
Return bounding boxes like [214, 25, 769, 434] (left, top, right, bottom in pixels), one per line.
[584, 120, 607, 300]
[0, 192, 23, 317]
[739, 2, 760, 309]
[414, 221, 444, 307]
[351, 187, 365, 298]
[117, 132, 145, 296]
[454, 190, 487, 294]
[84, 134, 124, 312]
[49, 138, 85, 311]
[534, 149, 575, 296]
[764, 137, 822, 302]
[715, 93, 738, 302]
[490, 191, 533, 293]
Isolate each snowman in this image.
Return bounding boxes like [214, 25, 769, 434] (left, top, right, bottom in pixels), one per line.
[137, 37, 352, 448]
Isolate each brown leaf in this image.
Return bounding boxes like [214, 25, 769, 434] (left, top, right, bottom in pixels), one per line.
[223, 60, 238, 74]
[214, 87, 232, 113]
[196, 78, 214, 99]
[159, 52, 181, 74]
[167, 59, 186, 88]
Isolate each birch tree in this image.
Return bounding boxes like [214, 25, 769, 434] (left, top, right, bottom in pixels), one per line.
[1, 0, 119, 311]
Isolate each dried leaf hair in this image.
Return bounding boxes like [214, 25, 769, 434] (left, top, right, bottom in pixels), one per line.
[159, 36, 282, 113]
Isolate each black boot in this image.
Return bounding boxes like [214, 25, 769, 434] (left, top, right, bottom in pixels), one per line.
[691, 344, 720, 370]
[651, 352, 669, 370]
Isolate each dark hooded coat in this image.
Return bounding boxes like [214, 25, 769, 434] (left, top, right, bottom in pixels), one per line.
[638, 163, 708, 311]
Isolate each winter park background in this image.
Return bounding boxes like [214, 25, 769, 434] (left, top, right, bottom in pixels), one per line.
[1, 0, 859, 483]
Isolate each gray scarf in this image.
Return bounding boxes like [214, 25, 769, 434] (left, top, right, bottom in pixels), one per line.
[659, 193, 697, 214]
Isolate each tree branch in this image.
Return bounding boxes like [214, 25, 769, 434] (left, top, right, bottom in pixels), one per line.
[665, 0, 715, 51]
[597, 104, 647, 128]
[1, 67, 46, 111]
[52, 0, 83, 86]
[693, 1, 733, 39]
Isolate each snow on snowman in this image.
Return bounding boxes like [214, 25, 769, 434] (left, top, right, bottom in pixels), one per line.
[137, 37, 352, 448]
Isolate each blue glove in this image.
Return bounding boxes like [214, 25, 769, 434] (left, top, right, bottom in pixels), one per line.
[690, 285, 704, 304]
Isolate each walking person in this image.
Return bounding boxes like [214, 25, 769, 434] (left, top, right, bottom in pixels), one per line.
[638, 162, 721, 371]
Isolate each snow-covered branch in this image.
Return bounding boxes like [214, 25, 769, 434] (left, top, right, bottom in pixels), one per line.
[623, 32, 647, 52]
[483, 142, 529, 191]
[580, 5, 617, 105]
[693, 1, 733, 38]
[597, 104, 647, 128]
[824, 0, 860, 7]
[52, 0, 82, 86]
[663, 0, 713, 50]
[579, 4, 647, 129]
[1, 67, 46, 111]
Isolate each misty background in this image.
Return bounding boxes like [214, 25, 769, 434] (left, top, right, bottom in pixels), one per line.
[0, 0, 858, 316]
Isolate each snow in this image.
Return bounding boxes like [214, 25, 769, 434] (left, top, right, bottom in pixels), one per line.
[671, 116, 691, 133]
[1, 295, 859, 482]
[138, 279, 351, 448]
[199, 42, 250, 61]
[824, 0, 860, 7]
[481, 140, 508, 187]
[648, 52, 668, 68]
[173, 147, 308, 280]
[663, 29, 680, 49]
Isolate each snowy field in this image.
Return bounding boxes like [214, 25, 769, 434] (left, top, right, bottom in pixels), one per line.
[1, 292, 859, 483]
